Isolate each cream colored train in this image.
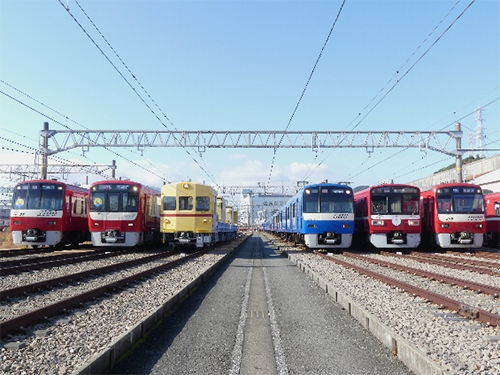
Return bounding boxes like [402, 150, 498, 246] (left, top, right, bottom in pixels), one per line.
[160, 181, 238, 248]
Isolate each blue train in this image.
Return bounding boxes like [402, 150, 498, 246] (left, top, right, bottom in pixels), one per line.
[262, 182, 355, 249]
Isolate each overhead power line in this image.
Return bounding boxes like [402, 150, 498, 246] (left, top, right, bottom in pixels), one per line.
[58, 0, 219, 187]
[302, 0, 479, 183]
[267, 0, 347, 186]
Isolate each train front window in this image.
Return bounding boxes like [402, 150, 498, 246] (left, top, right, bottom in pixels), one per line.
[437, 195, 452, 213]
[437, 189, 484, 214]
[402, 194, 419, 214]
[196, 197, 210, 212]
[179, 196, 193, 211]
[454, 194, 484, 213]
[371, 196, 388, 214]
[13, 183, 64, 210]
[303, 188, 319, 213]
[123, 193, 138, 212]
[304, 187, 353, 213]
[163, 196, 176, 211]
[90, 190, 139, 212]
[372, 192, 419, 215]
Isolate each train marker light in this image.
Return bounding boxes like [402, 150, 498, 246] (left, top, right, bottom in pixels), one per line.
[441, 223, 450, 228]
[371, 220, 384, 226]
[408, 220, 420, 226]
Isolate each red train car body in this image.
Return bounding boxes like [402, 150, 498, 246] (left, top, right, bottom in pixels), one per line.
[10, 179, 89, 247]
[354, 184, 421, 248]
[89, 180, 160, 247]
[420, 183, 485, 249]
[484, 192, 500, 248]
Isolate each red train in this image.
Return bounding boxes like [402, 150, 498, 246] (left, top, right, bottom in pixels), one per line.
[10, 179, 89, 248]
[354, 184, 421, 248]
[88, 180, 161, 247]
[420, 182, 485, 249]
[484, 192, 500, 248]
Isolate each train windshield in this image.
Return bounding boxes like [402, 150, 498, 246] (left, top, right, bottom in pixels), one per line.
[303, 186, 353, 213]
[436, 187, 484, 214]
[12, 183, 64, 210]
[90, 184, 139, 212]
[371, 187, 419, 215]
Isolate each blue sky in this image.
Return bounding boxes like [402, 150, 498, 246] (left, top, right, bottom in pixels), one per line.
[1, 0, 499, 194]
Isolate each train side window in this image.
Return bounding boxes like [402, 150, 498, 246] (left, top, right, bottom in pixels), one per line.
[179, 196, 193, 211]
[196, 197, 210, 212]
[495, 202, 500, 216]
[163, 196, 176, 211]
[150, 196, 160, 217]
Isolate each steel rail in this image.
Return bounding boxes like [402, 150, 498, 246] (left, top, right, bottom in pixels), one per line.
[345, 252, 500, 297]
[0, 251, 174, 300]
[391, 252, 500, 276]
[0, 250, 125, 276]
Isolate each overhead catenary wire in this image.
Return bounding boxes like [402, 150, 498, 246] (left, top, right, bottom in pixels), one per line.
[58, 0, 219, 188]
[266, 0, 347, 187]
[301, 0, 480, 184]
[344, 96, 500, 183]
[0, 88, 166, 181]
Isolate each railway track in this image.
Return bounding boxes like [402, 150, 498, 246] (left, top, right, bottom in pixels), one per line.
[0, 250, 189, 338]
[265, 235, 500, 327]
[323, 252, 500, 326]
[0, 238, 247, 341]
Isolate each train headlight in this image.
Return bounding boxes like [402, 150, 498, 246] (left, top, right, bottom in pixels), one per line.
[343, 224, 351, 228]
[182, 183, 190, 189]
[441, 223, 450, 228]
[47, 221, 56, 226]
[13, 220, 21, 225]
[128, 223, 133, 227]
[371, 220, 384, 226]
[408, 220, 420, 226]
[476, 224, 483, 228]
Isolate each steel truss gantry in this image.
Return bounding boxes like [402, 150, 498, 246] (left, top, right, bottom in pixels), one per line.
[39, 122, 467, 181]
[42, 128, 463, 156]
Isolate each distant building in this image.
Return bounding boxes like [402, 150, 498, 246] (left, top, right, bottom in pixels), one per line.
[409, 154, 500, 193]
[239, 190, 292, 229]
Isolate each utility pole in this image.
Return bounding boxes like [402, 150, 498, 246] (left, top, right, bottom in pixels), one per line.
[455, 122, 463, 183]
[41, 122, 49, 180]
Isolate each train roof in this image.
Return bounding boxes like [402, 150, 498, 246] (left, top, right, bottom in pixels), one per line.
[161, 181, 217, 193]
[14, 179, 88, 193]
[484, 192, 500, 199]
[421, 182, 483, 194]
[354, 183, 420, 196]
[90, 180, 160, 194]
